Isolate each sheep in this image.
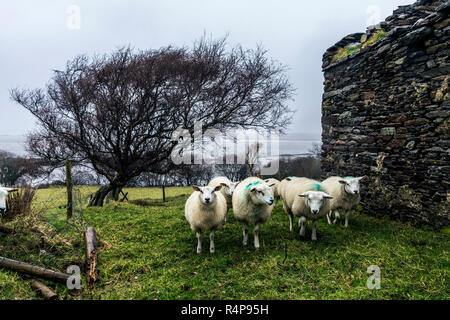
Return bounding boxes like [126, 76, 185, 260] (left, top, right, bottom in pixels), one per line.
[185, 185, 227, 254]
[0, 187, 18, 214]
[264, 178, 280, 206]
[277, 176, 298, 201]
[207, 176, 239, 221]
[232, 177, 275, 248]
[283, 178, 333, 240]
[321, 176, 365, 227]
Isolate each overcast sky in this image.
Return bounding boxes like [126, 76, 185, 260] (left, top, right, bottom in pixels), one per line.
[0, 0, 413, 144]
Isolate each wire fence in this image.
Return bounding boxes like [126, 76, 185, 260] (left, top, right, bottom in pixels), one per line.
[31, 185, 191, 212]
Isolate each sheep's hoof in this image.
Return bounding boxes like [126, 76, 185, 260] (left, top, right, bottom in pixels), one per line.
[210, 249, 215, 254]
[196, 249, 202, 254]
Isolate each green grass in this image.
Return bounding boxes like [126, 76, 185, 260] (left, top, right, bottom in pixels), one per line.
[0, 186, 449, 300]
[331, 30, 386, 63]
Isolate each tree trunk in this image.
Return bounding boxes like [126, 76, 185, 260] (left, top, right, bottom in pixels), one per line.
[88, 185, 113, 207]
[88, 184, 124, 207]
[84, 227, 99, 287]
[0, 256, 70, 284]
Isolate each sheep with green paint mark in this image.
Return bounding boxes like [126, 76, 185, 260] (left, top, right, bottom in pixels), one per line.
[232, 177, 275, 248]
[321, 176, 365, 227]
[283, 178, 333, 240]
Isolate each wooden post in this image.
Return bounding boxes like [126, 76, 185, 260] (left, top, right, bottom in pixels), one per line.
[0, 256, 70, 284]
[84, 227, 99, 287]
[66, 160, 72, 219]
[162, 185, 166, 202]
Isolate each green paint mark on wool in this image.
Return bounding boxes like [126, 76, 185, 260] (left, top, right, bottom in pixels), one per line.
[242, 181, 261, 200]
[311, 184, 323, 191]
[345, 176, 354, 180]
[244, 181, 261, 192]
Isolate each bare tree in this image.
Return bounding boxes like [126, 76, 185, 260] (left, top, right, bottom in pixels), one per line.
[12, 37, 294, 206]
[246, 142, 264, 177]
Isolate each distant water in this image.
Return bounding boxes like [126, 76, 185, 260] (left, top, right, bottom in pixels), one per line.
[0, 135, 27, 155]
[0, 134, 322, 157]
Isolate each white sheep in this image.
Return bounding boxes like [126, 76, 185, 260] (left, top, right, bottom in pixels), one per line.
[277, 176, 298, 201]
[232, 177, 275, 248]
[208, 176, 239, 221]
[185, 185, 227, 254]
[283, 178, 333, 240]
[264, 178, 280, 206]
[0, 187, 18, 214]
[321, 176, 365, 227]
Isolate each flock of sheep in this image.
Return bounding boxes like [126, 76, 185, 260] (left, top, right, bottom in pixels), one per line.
[185, 175, 365, 253]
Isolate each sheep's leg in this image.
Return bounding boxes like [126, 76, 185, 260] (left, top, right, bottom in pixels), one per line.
[196, 232, 202, 254]
[254, 223, 260, 249]
[333, 211, 340, 224]
[344, 211, 350, 228]
[299, 217, 307, 237]
[243, 223, 249, 246]
[288, 210, 294, 232]
[209, 230, 215, 253]
[327, 210, 332, 225]
[311, 220, 318, 241]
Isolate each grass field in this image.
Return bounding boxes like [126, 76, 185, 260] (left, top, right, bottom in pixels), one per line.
[0, 186, 449, 300]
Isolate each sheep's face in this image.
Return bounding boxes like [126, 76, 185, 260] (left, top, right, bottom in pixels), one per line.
[221, 182, 238, 197]
[250, 183, 274, 206]
[339, 176, 365, 195]
[193, 185, 222, 205]
[299, 191, 333, 215]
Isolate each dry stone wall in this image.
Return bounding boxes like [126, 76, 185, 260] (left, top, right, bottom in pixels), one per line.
[321, 0, 450, 227]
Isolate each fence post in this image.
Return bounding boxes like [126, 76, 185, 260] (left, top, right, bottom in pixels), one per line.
[66, 160, 73, 219]
[162, 185, 166, 202]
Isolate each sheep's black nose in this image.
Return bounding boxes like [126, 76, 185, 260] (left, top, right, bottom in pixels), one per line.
[205, 198, 211, 203]
[354, 190, 359, 194]
[312, 209, 318, 214]
[269, 199, 274, 205]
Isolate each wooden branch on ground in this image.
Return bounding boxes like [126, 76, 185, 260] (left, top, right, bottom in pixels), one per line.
[0, 224, 14, 234]
[0, 256, 70, 284]
[30, 279, 58, 300]
[84, 227, 99, 286]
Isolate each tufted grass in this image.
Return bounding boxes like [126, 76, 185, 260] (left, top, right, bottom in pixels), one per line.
[0, 186, 448, 300]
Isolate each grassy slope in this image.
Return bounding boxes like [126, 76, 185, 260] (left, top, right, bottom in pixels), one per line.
[0, 186, 448, 300]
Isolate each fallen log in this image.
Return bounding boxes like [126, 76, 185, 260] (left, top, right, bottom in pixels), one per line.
[0, 256, 70, 284]
[84, 227, 99, 286]
[0, 224, 14, 234]
[30, 279, 58, 300]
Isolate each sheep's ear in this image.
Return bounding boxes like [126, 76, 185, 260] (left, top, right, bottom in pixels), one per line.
[322, 193, 333, 199]
[214, 185, 223, 192]
[220, 183, 228, 187]
[193, 186, 202, 192]
[298, 192, 309, 197]
[356, 176, 366, 181]
[250, 186, 257, 193]
[267, 183, 275, 187]
[338, 180, 347, 185]
[264, 179, 270, 183]
[286, 177, 292, 181]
